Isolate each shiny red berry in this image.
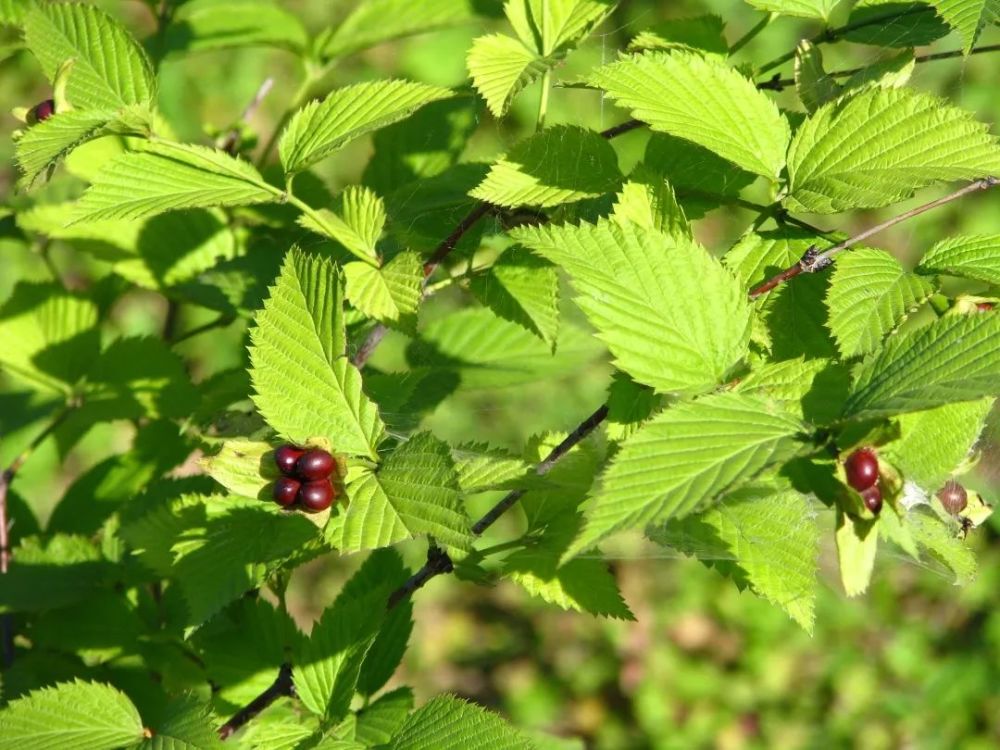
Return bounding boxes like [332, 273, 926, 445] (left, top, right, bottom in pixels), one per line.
[295, 449, 335, 481]
[298, 479, 334, 512]
[936, 480, 968, 515]
[274, 444, 304, 476]
[845, 448, 879, 491]
[30, 99, 55, 124]
[976, 302, 994, 312]
[272, 477, 300, 507]
[861, 484, 882, 515]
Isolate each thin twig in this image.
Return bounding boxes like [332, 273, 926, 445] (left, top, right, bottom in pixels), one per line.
[218, 663, 294, 740]
[599, 118, 643, 139]
[171, 314, 236, 346]
[757, 43, 1000, 90]
[749, 178, 998, 299]
[0, 402, 78, 667]
[729, 12, 775, 56]
[384, 405, 610, 609]
[221, 78, 275, 154]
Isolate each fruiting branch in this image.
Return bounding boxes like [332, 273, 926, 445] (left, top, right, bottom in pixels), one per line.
[217, 662, 294, 740]
[749, 178, 999, 299]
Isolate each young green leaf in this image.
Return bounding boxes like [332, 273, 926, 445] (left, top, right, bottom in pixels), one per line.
[786, 87, 1000, 213]
[590, 51, 790, 178]
[843, 312, 1000, 418]
[466, 32, 551, 118]
[339, 433, 472, 552]
[565, 393, 805, 559]
[628, 15, 728, 56]
[249, 248, 385, 459]
[794, 41, 841, 113]
[611, 165, 691, 239]
[825, 248, 935, 358]
[298, 185, 386, 260]
[470, 125, 622, 207]
[909, 511, 977, 583]
[0, 680, 144, 750]
[318, 0, 480, 60]
[24, 2, 156, 109]
[73, 141, 280, 223]
[650, 487, 820, 632]
[507, 0, 616, 55]
[279, 80, 453, 175]
[199, 439, 277, 500]
[344, 251, 423, 332]
[164, 0, 308, 54]
[835, 510, 879, 597]
[917, 234, 1000, 286]
[513, 221, 750, 394]
[469, 246, 560, 348]
[386, 695, 534, 750]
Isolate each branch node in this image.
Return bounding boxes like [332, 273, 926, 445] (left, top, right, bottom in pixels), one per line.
[798, 245, 832, 273]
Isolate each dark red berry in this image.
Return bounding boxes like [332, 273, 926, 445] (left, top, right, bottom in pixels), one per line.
[861, 484, 882, 515]
[295, 449, 335, 481]
[274, 444, 304, 476]
[976, 302, 994, 312]
[272, 476, 300, 507]
[30, 99, 55, 123]
[845, 448, 879, 492]
[936, 480, 968, 515]
[298, 479, 334, 512]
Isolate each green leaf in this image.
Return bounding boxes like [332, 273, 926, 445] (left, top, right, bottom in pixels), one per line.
[928, 0, 1000, 52]
[642, 133, 756, 219]
[249, 248, 385, 459]
[24, 2, 155, 109]
[15, 109, 117, 188]
[590, 51, 790, 178]
[566, 393, 805, 559]
[513, 221, 750, 394]
[0, 0, 28, 26]
[604, 373, 660, 441]
[0, 534, 111, 613]
[735, 357, 850, 424]
[650, 487, 820, 632]
[298, 185, 386, 260]
[0, 680, 144, 750]
[452, 444, 534, 493]
[746, 0, 840, 18]
[352, 550, 414, 696]
[386, 695, 533, 750]
[141, 695, 224, 750]
[199, 439, 278, 500]
[172, 499, 322, 628]
[406, 307, 602, 389]
[164, 0, 308, 54]
[794, 41, 842, 114]
[882, 399, 993, 490]
[466, 32, 550, 118]
[917, 234, 1000, 285]
[344, 251, 423, 333]
[470, 125, 621, 207]
[355, 688, 414, 746]
[294, 557, 394, 720]
[318, 0, 480, 60]
[73, 141, 279, 223]
[909, 510, 977, 582]
[469, 246, 560, 348]
[843, 1, 951, 47]
[506, 555, 634, 619]
[843, 312, 1000, 418]
[835, 510, 879, 597]
[611, 165, 691, 239]
[339, 433, 472, 552]
[507, 0, 616, 54]
[785, 87, 1000, 213]
[0, 282, 99, 393]
[825, 248, 935, 358]
[279, 80, 453, 175]
[628, 15, 727, 56]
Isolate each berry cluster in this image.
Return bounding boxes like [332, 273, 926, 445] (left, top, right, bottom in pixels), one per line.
[271, 445, 337, 512]
[844, 447, 882, 514]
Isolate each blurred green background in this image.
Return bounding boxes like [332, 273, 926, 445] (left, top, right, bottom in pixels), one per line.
[3, 1, 1000, 748]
